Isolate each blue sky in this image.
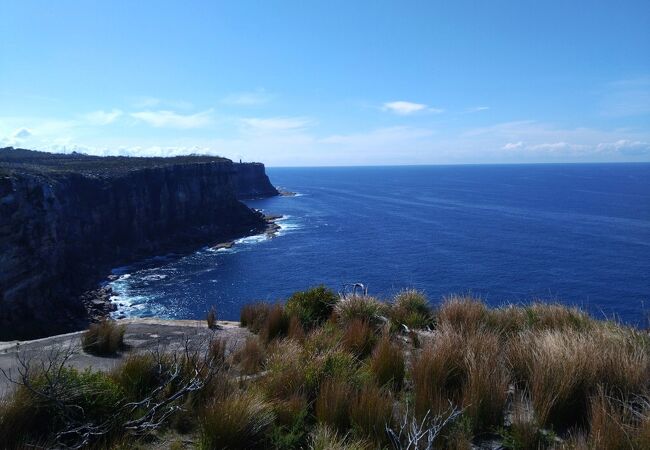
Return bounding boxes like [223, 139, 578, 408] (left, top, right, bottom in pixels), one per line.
[1, 1, 649, 166]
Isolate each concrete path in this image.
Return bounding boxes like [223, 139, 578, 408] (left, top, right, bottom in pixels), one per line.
[0, 319, 252, 397]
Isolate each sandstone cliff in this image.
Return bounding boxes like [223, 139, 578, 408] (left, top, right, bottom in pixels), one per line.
[0, 148, 275, 340]
[232, 162, 279, 199]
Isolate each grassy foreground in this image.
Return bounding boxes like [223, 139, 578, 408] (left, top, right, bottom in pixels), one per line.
[1, 287, 648, 449]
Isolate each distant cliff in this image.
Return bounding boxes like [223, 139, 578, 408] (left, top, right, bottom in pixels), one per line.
[232, 162, 279, 199]
[0, 148, 276, 340]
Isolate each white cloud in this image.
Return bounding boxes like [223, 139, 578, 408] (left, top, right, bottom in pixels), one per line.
[240, 117, 313, 132]
[83, 109, 123, 125]
[12, 127, 32, 140]
[502, 141, 523, 150]
[466, 106, 490, 113]
[130, 109, 213, 129]
[222, 90, 273, 106]
[382, 101, 430, 115]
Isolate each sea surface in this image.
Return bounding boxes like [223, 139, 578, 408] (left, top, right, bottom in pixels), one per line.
[110, 164, 650, 325]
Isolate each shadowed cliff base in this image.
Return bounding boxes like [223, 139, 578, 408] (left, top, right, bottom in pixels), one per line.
[0, 148, 278, 340]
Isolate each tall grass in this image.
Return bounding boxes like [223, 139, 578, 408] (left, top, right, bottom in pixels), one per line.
[390, 289, 432, 331]
[240, 302, 272, 333]
[334, 295, 385, 326]
[315, 379, 353, 431]
[261, 304, 290, 343]
[435, 295, 487, 334]
[349, 384, 393, 443]
[342, 318, 376, 358]
[81, 320, 126, 355]
[199, 391, 274, 449]
[369, 336, 404, 391]
[233, 336, 266, 375]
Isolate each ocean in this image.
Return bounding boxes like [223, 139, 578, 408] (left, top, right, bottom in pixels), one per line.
[109, 164, 650, 325]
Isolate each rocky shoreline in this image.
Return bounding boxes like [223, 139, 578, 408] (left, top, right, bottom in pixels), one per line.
[82, 213, 286, 324]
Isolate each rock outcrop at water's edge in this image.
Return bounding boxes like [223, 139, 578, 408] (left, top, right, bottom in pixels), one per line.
[0, 148, 277, 340]
[232, 162, 279, 199]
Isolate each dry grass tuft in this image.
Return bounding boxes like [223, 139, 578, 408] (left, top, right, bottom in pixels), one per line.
[240, 302, 272, 333]
[309, 425, 369, 450]
[461, 331, 509, 430]
[390, 289, 432, 331]
[369, 336, 405, 391]
[261, 304, 289, 343]
[232, 336, 266, 375]
[334, 296, 385, 327]
[288, 315, 306, 342]
[81, 320, 126, 356]
[349, 384, 394, 443]
[199, 391, 274, 449]
[315, 379, 353, 431]
[262, 340, 309, 400]
[342, 319, 376, 358]
[436, 295, 488, 334]
[411, 324, 466, 418]
[206, 306, 217, 329]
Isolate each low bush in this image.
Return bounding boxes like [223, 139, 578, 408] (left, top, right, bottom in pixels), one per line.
[285, 285, 338, 328]
[390, 289, 432, 331]
[199, 391, 275, 450]
[369, 336, 404, 391]
[81, 320, 126, 356]
[269, 395, 310, 450]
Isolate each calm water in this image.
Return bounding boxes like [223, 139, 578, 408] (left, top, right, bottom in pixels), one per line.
[110, 164, 650, 325]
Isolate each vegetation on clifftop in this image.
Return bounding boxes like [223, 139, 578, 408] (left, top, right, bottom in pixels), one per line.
[0, 287, 648, 449]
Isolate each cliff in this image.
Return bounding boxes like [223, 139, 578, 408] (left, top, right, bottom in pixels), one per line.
[0, 148, 275, 340]
[232, 162, 279, 199]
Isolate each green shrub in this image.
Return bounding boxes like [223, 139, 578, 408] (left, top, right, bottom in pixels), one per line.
[285, 285, 338, 328]
[81, 320, 126, 356]
[270, 395, 310, 450]
[390, 289, 432, 331]
[199, 392, 275, 450]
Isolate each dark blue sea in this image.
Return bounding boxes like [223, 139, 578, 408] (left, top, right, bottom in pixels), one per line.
[110, 164, 650, 325]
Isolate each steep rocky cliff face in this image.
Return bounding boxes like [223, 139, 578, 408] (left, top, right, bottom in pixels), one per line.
[0, 148, 273, 340]
[232, 162, 279, 199]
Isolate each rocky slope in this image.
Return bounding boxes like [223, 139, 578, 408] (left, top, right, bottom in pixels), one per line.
[0, 148, 276, 340]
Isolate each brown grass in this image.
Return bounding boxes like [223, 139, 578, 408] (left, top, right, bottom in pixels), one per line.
[342, 318, 376, 358]
[462, 334, 509, 431]
[209, 336, 227, 364]
[309, 425, 370, 450]
[287, 315, 306, 342]
[334, 295, 385, 326]
[260, 303, 289, 343]
[261, 340, 308, 399]
[390, 289, 432, 331]
[315, 379, 353, 431]
[199, 391, 274, 449]
[411, 325, 466, 417]
[232, 336, 266, 375]
[436, 295, 488, 334]
[206, 306, 217, 329]
[240, 302, 272, 333]
[349, 384, 394, 443]
[369, 335, 405, 391]
[81, 320, 126, 355]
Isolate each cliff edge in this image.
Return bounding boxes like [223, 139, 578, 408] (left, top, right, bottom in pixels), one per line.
[0, 148, 276, 340]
